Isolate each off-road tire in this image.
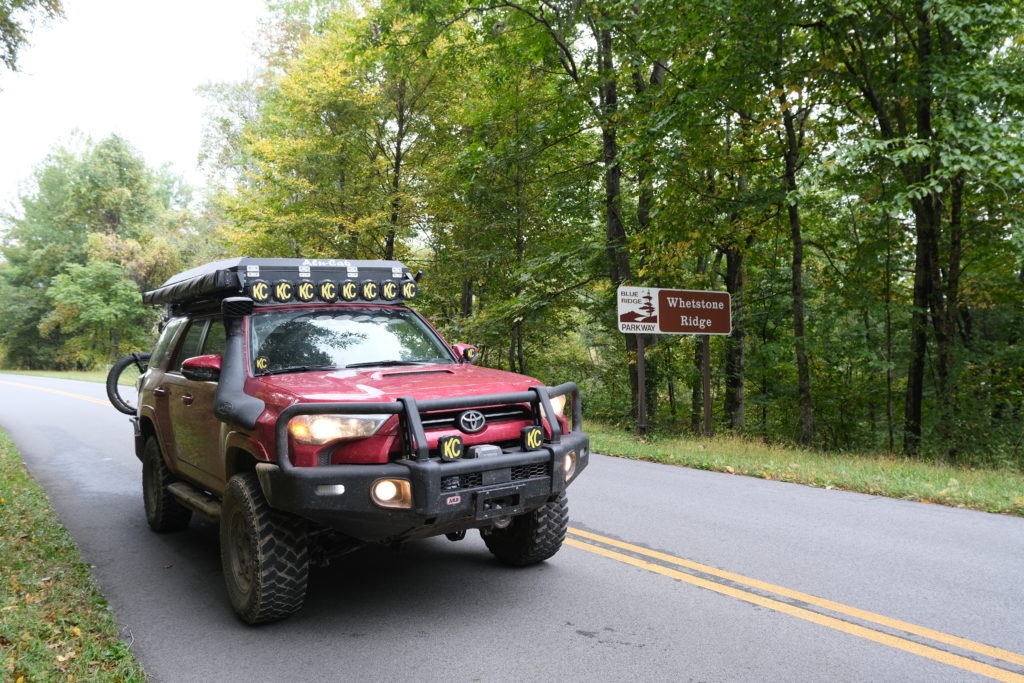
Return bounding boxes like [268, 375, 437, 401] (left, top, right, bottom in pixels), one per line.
[220, 472, 309, 625]
[142, 437, 192, 532]
[106, 353, 151, 415]
[482, 492, 568, 566]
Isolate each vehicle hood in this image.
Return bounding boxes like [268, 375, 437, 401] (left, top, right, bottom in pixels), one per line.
[254, 363, 542, 404]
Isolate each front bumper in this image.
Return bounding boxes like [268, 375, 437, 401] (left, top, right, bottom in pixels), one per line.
[260, 384, 589, 543]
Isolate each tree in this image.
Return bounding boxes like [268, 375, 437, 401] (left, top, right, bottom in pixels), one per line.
[815, 0, 1024, 455]
[40, 261, 156, 367]
[0, 135, 194, 367]
[0, 0, 61, 74]
[219, 1, 445, 261]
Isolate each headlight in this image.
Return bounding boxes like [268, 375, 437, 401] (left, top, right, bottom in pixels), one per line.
[288, 414, 388, 445]
[541, 393, 567, 420]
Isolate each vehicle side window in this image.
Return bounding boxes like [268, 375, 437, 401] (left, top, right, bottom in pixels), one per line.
[202, 320, 226, 356]
[172, 320, 208, 373]
[150, 318, 187, 370]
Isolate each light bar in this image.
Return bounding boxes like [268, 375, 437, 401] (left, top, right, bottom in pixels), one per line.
[247, 278, 417, 305]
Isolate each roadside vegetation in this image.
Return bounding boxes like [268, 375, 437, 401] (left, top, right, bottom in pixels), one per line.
[0, 431, 146, 682]
[589, 424, 1024, 517]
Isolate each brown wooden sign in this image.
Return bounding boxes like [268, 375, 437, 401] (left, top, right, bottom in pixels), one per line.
[617, 286, 731, 335]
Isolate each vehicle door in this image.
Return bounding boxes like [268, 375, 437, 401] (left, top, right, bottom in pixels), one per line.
[161, 316, 227, 491]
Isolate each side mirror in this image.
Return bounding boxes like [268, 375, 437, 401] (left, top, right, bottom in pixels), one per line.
[181, 354, 223, 382]
[453, 343, 479, 364]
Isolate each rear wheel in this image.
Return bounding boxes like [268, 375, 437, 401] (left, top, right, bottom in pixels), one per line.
[106, 353, 151, 415]
[142, 437, 192, 532]
[220, 472, 309, 624]
[482, 493, 568, 566]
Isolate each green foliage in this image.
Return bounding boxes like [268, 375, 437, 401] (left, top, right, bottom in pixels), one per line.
[40, 261, 159, 368]
[0, 135, 196, 369]
[190, 0, 1024, 467]
[0, 0, 62, 71]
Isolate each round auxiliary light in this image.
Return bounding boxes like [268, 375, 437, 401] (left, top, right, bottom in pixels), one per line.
[381, 279, 399, 301]
[272, 279, 294, 302]
[564, 450, 578, 482]
[371, 478, 412, 509]
[317, 279, 338, 302]
[375, 480, 398, 501]
[339, 279, 359, 302]
[296, 279, 316, 302]
[360, 279, 379, 300]
[249, 280, 271, 303]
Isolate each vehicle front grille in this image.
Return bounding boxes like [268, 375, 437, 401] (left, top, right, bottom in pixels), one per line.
[440, 461, 551, 492]
[513, 462, 550, 480]
[420, 405, 532, 433]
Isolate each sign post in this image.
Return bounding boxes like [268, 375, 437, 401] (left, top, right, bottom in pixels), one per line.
[617, 286, 732, 435]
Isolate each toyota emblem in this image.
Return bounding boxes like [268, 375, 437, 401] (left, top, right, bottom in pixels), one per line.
[458, 410, 486, 434]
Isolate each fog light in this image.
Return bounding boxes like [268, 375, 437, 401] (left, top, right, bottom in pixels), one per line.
[438, 435, 464, 462]
[371, 478, 412, 509]
[564, 450, 578, 482]
[520, 425, 544, 451]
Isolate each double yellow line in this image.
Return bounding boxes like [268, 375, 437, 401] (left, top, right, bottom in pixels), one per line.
[566, 527, 1024, 682]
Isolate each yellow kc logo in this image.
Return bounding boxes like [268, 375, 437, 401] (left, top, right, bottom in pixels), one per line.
[250, 281, 270, 302]
[255, 357, 269, 371]
[524, 427, 543, 450]
[274, 281, 292, 301]
[382, 281, 398, 300]
[319, 281, 337, 300]
[341, 282, 357, 301]
[297, 281, 315, 301]
[440, 436, 463, 461]
[362, 281, 378, 300]
[402, 282, 417, 299]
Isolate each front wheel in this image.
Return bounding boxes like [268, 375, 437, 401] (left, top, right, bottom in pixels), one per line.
[142, 437, 192, 532]
[482, 493, 568, 566]
[106, 353, 151, 415]
[220, 472, 310, 625]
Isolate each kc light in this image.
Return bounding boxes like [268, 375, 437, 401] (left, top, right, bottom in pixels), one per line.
[288, 414, 388, 445]
[371, 478, 413, 509]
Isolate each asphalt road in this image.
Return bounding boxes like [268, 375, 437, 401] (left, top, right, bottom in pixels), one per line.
[2, 373, 1023, 682]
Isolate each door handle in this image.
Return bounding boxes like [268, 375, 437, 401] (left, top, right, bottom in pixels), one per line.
[154, 386, 169, 397]
[181, 393, 194, 406]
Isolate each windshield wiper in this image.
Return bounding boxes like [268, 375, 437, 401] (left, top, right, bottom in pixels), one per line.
[257, 365, 339, 376]
[344, 359, 434, 369]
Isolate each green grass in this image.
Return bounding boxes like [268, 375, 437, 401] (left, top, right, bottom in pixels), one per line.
[589, 423, 1024, 516]
[1, 369, 109, 384]
[0, 431, 147, 682]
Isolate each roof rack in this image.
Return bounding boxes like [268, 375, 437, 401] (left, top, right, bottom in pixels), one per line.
[143, 257, 418, 309]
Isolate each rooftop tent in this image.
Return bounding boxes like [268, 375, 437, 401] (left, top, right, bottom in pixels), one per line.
[142, 258, 417, 309]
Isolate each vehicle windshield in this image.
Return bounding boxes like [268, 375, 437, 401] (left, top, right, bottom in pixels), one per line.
[249, 308, 454, 375]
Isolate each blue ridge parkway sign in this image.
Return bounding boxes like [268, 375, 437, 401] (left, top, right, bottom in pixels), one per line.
[617, 286, 732, 336]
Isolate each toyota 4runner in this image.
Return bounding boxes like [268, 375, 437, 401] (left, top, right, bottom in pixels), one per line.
[109, 257, 589, 624]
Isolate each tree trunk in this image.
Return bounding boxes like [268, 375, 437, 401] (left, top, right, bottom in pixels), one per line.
[385, 77, 407, 261]
[723, 246, 745, 432]
[781, 102, 813, 446]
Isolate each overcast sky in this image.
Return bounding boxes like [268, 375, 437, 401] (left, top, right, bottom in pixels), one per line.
[0, 0, 267, 212]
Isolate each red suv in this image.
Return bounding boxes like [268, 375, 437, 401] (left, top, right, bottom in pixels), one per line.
[108, 258, 589, 624]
